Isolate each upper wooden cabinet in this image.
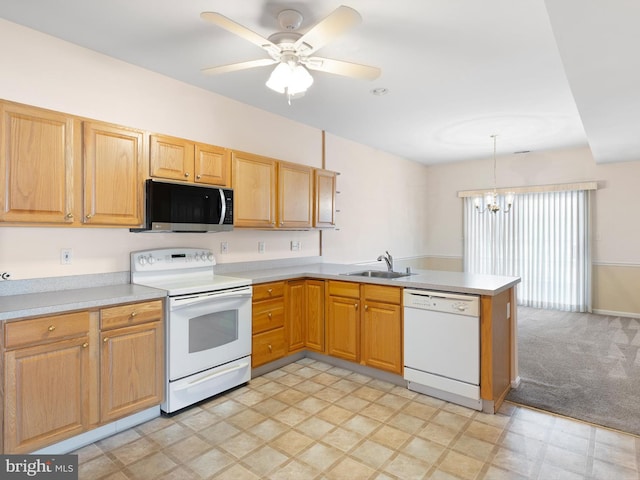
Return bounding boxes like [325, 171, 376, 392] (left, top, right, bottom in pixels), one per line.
[278, 161, 313, 229]
[0, 101, 144, 227]
[83, 121, 144, 226]
[232, 151, 277, 228]
[232, 151, 313, 229]
[150, 134, 230, 186]
[314, 169, 337, 228]
[0, 101, 78, 224]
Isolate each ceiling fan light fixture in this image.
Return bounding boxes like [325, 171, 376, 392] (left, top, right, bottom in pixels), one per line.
[266, 62, 314, 96]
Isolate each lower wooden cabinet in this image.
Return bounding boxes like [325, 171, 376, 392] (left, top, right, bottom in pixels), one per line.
[252, 282, 286, 367]
[286, 279, 325, 354]
[3, 319, 91, 454]
[2, 300, 164, 454]
[99, 302, 163, 422]
[326, 281, 403, 374]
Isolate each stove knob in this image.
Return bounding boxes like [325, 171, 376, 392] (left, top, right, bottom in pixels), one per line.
[138, 256, 147, 266]
[148, 256, 156, 265]
[207, 253, 214, 262]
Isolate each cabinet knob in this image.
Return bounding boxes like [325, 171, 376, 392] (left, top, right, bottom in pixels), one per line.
[82, 342, 89, 348]
[196, 174, 201, 179]
[267, 288, 273, 295]
[268, 312, 272, 319]
[48, 325, 56, 332]
[268, 344, 272, 353]
[354, 303, 358, 310]
[130, 311, 138, 318]
[103, 337, 109, 343]
[364, 305, 369, 311]
[86, 214, 93, 220]
[65, 213, 74, 219]
[184, 172, 190, 178]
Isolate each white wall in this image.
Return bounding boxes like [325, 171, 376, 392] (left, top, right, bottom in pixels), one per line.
[0, 19, 429, 281]
[425, 146, 640, 264]
[322, 134, 430, 265]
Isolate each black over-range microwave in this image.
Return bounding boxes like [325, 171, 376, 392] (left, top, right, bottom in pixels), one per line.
[131, 179, 234, 233]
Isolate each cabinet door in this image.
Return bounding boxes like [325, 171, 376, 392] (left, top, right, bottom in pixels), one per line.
[83, 122, 144, 226]
[286, 280, 306, 352]
[326, 295, 359, 363]
[305, 280, 325, 352]
[100, 321, 163, 422]
[0, 101, 77, 223]
[4, 336, 90, 453]
[362, 301, 403, 374]
[149, 134, 195, 182]
[278, 162, 313, 229]
[232, 151, 277, 227]
[195, 143, 230, 186]
[314, 169, 337, 228]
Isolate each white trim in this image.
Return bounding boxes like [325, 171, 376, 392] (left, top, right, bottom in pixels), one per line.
[592, 309, 640, 319]
[458, 181, 599, 198]
[592, 261, 640, 267]
[32, 406, 160, 454]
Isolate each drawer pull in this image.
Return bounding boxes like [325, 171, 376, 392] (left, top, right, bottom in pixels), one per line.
[130, 311, 138, 318]
[268, 344, 272, 353]
[268, 312, 272, 319]
[48, 325, 56, 332]
[267, 288, 273, 295]
[82, 342, 89, 348]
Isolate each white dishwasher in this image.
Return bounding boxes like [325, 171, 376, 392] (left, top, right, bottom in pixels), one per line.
[404, 289, 482, 410]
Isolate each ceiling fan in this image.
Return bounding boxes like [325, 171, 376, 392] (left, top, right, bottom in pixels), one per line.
[200, 5, 381, 103]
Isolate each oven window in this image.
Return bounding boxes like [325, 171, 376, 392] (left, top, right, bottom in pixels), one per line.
[189, 310, 238, 353]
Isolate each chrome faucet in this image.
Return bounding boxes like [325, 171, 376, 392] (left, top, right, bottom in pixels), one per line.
[377, 251, 393, 272]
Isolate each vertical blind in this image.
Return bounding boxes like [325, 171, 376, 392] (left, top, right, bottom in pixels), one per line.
[464, 190, 591, 312]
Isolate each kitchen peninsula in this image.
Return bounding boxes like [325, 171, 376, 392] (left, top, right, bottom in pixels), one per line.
[0, 261, 519, 454]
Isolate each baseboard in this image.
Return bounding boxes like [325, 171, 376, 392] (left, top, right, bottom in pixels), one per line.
[511, 376, 521, 389]
[592, 309, 640, 319]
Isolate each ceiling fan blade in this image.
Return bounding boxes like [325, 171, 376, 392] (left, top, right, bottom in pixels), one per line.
[304, 57, 381, 80]
[294, 5, 361, 55]
[201, 58, 277, 76]
[201, 12, 277, 52]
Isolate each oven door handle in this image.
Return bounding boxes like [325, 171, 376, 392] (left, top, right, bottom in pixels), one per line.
[175, 362, 250, 391]
[171, 289, 252, 307]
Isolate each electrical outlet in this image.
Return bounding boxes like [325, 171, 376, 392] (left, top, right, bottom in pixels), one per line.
[258, 241, 265, 254]
[290, 241, 300, 251]
[220, 241, 229, 254]
[60, 248, 73, 265]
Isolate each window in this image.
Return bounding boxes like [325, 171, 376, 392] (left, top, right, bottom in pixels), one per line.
[464, 189, 591, 312]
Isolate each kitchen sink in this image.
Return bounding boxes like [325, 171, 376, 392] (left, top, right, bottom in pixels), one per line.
[343, 270, 413, 279]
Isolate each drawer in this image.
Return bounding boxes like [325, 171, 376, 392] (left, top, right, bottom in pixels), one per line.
[4, 311, 90, 350]
[363, 284, 402, 304]
[100, 300, 163, 331]
[252, 298, 285, 334]
[252, 327, 286, 367]
[253, 281, 285, 302]
[327, 280, 360, 299]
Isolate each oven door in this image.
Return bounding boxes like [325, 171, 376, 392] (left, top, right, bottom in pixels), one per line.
[168, 286, 252, 381]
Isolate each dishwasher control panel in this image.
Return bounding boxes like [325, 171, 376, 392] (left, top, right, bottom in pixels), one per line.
[404, 289, 480, 317]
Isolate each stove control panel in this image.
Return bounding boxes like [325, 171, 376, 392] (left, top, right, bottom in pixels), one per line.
[131, 248, 216, 273]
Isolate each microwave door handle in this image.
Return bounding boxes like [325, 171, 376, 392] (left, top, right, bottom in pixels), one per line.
[219, 189, 226, 225]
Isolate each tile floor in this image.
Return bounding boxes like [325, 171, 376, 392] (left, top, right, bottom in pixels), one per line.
[75, 359, 640, 479]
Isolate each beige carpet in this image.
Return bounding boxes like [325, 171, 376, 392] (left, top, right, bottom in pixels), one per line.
[506, 306, 640, 435]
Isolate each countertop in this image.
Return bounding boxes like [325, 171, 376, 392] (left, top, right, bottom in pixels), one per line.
[0, 263, 519, 322]
[0, 284, 166, 322]
[221, 263, 520, 296]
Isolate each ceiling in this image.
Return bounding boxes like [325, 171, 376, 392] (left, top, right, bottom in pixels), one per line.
[1, 0, 639, 165]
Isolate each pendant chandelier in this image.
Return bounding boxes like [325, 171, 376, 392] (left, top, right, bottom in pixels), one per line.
[474, 135, 514, 214]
